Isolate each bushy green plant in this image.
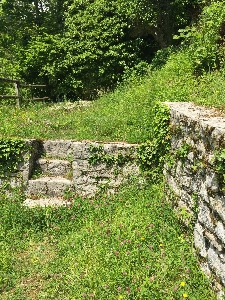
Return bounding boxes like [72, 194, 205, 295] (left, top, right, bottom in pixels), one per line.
[121, 61, 151, 84]
[0, 55, 20, 96]
[150, 46, 176, 70]
[0, 138, 27, 178]
[174, 1, 225, 74]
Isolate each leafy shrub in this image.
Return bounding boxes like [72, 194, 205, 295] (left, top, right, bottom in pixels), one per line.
[121, 61, 151, 83]
[175, 1, 225, 74]
[0, 139, 27, 178]
[150, 46, 176, 70]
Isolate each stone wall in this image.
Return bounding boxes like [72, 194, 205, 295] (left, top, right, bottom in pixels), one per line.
[164, 102, 225, 295]
[41, 140, 139, 196]
[2, 140, 139, 197]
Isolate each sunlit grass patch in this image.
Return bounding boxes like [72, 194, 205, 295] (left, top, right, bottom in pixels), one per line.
[0, 182, 217, 299]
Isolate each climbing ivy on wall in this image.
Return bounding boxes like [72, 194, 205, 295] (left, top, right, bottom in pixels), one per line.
[88, 144, 135, 167]
[137, 102, 171, 181]
[0, 138, 27, 178]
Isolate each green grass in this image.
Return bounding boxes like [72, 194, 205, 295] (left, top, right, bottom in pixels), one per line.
[1, 48, 225, 299]
[1, 50, 225, 142]
[0, 181, 217, 299]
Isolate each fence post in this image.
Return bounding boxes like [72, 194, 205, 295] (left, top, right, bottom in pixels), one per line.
[14, 81, 21, 107]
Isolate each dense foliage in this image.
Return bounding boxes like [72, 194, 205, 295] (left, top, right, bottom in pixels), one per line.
[0, 138, 27, 178]
[0, 0, 211, 99]
[175, 1, 225, 74]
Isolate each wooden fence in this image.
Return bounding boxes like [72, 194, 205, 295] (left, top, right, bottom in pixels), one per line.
[0, 77, 50, 107]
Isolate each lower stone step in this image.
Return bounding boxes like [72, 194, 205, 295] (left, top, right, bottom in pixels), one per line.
[26, 177, 72, 197]
[24, 197, 72, 208]
[36, 158, 72, 177]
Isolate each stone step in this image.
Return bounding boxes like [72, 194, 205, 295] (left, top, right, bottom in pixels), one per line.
[41, 140, 88, 159]
[36, 158, 72, 177]
[26, 177, 72, 197]
[23, 197, 72, 208]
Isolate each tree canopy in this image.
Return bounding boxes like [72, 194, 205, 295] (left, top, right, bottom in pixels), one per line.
[0, 0, 222, 99]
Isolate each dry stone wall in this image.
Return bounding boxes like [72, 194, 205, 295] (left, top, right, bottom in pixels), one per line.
[2, 140, 139, 197]
[164, 102, 225, 294]
[41, 140, 139, 196]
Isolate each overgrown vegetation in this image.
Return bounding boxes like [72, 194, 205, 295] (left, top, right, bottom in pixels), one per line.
[174, 1, 225, 75]
[137, 103, 171, 181]
[88, 144, 135, 167]
[0, 0, 208, 99]
[1, 0, 225, 298]
[0, 138, 27, 178]
[1, 49, 225, 141]
[0, 182, 217, 299]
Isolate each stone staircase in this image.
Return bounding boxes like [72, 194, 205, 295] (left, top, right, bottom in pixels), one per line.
[24, 156, 73, 208]
[19, 140, 139, 207]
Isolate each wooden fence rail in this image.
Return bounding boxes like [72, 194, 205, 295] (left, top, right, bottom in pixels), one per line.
[0, 77, 50, 107]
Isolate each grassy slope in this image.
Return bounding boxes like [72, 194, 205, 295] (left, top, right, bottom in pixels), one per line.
[1, 51, 225, 143]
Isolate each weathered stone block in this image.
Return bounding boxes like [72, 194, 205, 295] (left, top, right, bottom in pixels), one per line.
[209, 196, 225, 223]
[42, 140, 73, 158]
[208, 245, 225, 286]
[24, 197, 71, 208]
[37, 158, 71, 177]
[215, 221, 225, 244]
[194, 222, 207, 258]
[26, 177, 72, 197]
[198, 202, 214, 232]
[206, 173, 219, 193]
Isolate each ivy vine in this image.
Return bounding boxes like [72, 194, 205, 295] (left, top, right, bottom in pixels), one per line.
[137, 102, 171, 181]
[88, 144, 135, 167]
[0, 138, 27, 178]
[175, 142, 192, 166]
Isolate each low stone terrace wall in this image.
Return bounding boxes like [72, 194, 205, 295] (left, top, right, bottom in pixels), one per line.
[164, 102, 225, 295]
[41, 140, 139, 195]
[1, 140, 139, 196]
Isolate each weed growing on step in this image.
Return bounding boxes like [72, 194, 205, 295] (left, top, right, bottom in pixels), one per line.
[0, 182, 217, 299]
[88, 144, 136, 167]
